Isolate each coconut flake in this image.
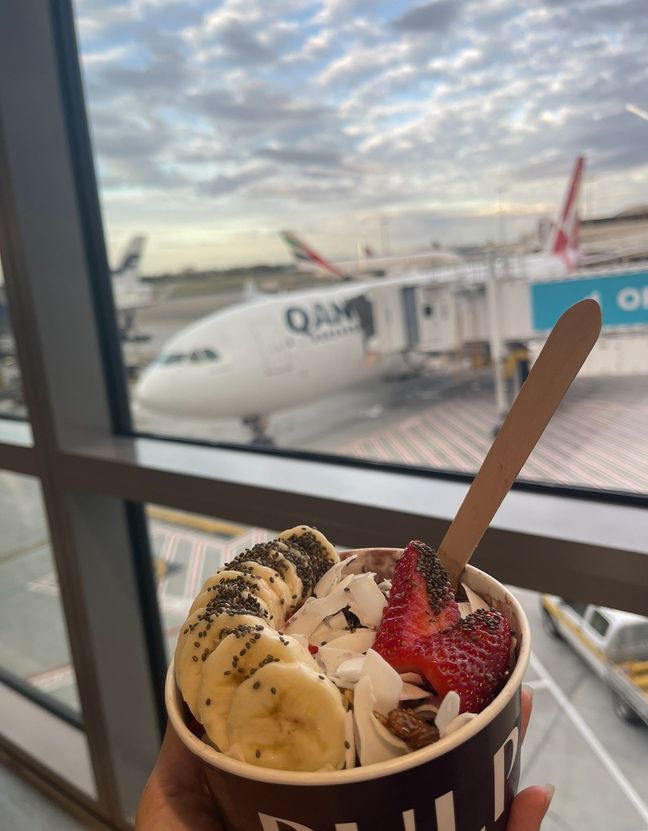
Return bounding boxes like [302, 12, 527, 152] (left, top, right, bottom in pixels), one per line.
[458, 602, 473, 619]
[284, 577, 354, 637]
[314, 555, 358, 598]
[400, 682, 431, 701]
[348, 573, 387, 628]
[335, 656, 366, 684]
[344, 710, 356, 769]
[310, 611, 349, 646]
[435, 691, 461, 735]
[360, 649, 402, 715]
[327, 629, 376, 653]
[352, 676, 408, 766]
[442, 712, 477, 737]
[461, 583, 490, 613]
[319, 647, 364, 678]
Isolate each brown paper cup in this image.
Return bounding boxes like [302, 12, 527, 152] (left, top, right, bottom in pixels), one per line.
[166, 548, 531, 831]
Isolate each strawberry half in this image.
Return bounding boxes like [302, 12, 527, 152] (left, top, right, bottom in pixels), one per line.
[374, 540, 460, 661]
[395, 609, 511, 713]
[374, 541, 512, 713]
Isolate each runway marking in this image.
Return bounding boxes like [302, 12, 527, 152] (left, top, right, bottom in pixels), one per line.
[157, 532, 179, 597]
[530, 652, 648, 826]
[28, 663, 74, 693]
[28, 574, 59, 596]
[148, 506, 246, 538]
[185, 540, 206, 599]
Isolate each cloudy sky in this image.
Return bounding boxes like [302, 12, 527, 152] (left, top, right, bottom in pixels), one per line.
[75, 0, 648, 272]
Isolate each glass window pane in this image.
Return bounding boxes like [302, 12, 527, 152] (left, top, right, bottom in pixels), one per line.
[588, 610, 611, 638]
[0, 257, 26, 419]
[0, 471, 79, 712]
[76, 3, 648, 495]
[563, 600, 588, 618]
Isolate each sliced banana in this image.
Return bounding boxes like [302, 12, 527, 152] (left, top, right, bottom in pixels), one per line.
[229, 541, 303, 608]
[279, 525, 339, 584]
[270, 540, 304, 603]
[234, 561, 293, 620]
[175, 611, 263, 718]
[226, 662, 347, 771]
[190, 570, 278, 623]
[197, 627, 315, 751]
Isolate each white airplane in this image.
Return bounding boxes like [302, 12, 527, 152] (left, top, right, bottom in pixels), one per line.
[281, 230, 461, 279]
[111, 235, 151, 339]
[136, 157, 584, 442]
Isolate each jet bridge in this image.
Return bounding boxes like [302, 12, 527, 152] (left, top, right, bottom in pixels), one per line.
[367, 283, 462, 356]
[365, 263, 648, 363]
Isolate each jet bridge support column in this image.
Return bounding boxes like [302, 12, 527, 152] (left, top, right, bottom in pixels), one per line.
[487, 255, 508, 432]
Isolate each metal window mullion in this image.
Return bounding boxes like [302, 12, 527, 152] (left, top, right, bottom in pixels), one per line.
[57, 440, 648, 617]
[0, 442, 39, 476]
[0, 1, 165, 825]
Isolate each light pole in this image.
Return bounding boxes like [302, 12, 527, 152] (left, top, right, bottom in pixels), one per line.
[379, 216, 391, 256]
[497, 185, 507, 248]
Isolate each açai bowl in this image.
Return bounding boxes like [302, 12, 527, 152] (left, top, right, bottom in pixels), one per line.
[166, 527, 530, 831]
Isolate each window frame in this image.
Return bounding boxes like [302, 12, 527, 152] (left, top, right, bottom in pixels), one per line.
[0, 1, 646, 828]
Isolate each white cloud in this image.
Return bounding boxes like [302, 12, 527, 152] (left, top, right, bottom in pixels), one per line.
[74, 0, 648, 269]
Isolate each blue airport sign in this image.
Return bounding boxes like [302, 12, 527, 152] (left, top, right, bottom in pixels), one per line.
[531, 271, 648, 331]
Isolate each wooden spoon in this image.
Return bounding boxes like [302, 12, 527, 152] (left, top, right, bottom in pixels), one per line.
[437, 298, 602, 588]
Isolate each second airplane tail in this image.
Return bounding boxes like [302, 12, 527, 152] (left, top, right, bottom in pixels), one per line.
[113, 235, 146, 280]
[280, 230, 348, 280]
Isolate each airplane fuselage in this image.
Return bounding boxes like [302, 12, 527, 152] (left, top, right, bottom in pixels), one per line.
[136, 283, 378, 419]
[135, 252, 571, 421]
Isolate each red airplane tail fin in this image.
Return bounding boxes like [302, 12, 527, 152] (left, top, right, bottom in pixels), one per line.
[546, 155, 584, 271]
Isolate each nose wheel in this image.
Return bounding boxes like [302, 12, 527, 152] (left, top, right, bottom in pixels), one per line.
[242, 415, 275, 447]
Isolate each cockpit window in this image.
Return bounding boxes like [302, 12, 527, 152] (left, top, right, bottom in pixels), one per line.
[189, 349, 220, 362]
[158, 349, 219, 366]
[160, 353, 185, 365]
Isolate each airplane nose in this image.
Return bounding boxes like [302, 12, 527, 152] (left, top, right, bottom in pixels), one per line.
[134, 366, 181, 417]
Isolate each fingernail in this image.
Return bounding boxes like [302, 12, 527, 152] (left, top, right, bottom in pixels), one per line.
[544, 784, 555, 812]
[522, 683, 534, 702]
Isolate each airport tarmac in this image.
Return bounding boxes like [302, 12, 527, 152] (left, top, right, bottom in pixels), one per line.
[1, 492, 646, 831]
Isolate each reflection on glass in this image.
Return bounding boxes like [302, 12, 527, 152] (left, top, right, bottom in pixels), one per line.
[0, 471, 79, 711]
[76, 2, 648, 493]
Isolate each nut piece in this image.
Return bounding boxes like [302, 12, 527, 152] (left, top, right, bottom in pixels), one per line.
[378, 708, 440, 749]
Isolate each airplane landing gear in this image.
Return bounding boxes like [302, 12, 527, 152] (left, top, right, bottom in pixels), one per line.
[119, 310, 151, 343]
[243, 415, 275, 447]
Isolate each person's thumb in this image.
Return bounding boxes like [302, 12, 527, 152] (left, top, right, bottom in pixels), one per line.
[506, 785, 554, 831]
